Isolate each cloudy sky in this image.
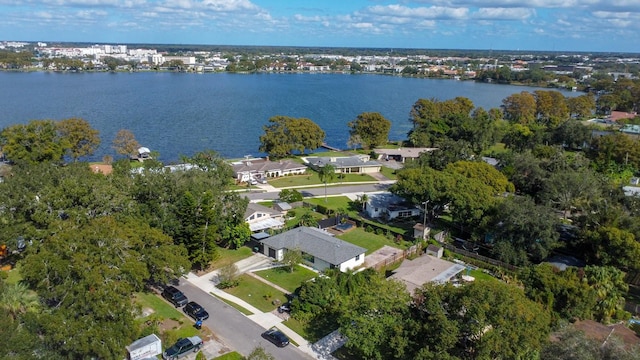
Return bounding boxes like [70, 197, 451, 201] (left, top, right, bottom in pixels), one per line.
[3, 0, 639, 52]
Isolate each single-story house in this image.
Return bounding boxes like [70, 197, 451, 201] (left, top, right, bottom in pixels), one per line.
[245, 202, 285, 232]
[390, 254, 465, 293]
[365, 193, 421, 220]
[273, 202, 292, 214]
[259, 226, 366, 272]
[231, 157, 307, 183]
[374, 147, 436, 163]
[303, 155, 380, 174]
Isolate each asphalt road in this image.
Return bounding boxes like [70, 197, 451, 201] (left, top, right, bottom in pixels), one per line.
[244, 182, 393, 201]
[175, 280, 314, 360]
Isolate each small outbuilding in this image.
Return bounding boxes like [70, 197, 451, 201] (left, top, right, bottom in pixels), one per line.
[126, 334, 162, 360]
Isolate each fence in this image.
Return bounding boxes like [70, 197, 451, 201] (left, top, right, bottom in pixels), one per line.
[441, 243, 518, 272]
[369, 244, 422, 271]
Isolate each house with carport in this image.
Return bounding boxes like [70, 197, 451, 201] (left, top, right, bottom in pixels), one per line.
[245, 203, 285, 233]
[303, 154, 381, 174]
[259, 227, 366, 272]
[231, 157, 307, 183]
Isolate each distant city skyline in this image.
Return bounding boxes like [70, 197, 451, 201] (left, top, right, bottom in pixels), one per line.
[3, 0, 639, 53]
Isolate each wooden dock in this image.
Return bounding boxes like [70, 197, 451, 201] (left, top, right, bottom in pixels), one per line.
[321, 142, 342, 152]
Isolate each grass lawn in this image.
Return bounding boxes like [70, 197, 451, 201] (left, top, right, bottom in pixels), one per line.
[285, 208, 325, 228]
[211, 293, 254, 315]
[468, 269, 497, 282]
[379, 165, 397, 180]
[213, 351, 245, 360]
[305, 196, 359, 216]
[214, 352, 244, 360]
[268, 172, 376, 188]
[254, 265, 317, 293]
[209, 246, 254, 270]
[135, 291, 185, 320]
[223, 274, 288, 312]
[337, 227, 405, 254]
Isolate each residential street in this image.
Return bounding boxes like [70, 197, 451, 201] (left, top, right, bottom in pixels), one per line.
[175, 279, 315, 360]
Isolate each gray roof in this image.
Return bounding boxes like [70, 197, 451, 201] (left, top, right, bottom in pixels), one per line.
[275, 202, 292, 211]
[306, 155, 380, 169]
[245, 202, 281, 219]
[232, 158, 306, 175]
[261, 227, 366, 265]
[374, 147, 435, 158]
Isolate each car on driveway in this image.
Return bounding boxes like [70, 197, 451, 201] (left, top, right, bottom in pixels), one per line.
[183, 301, 209, 321]
[262, 328, 290, 348]
[162, 336, 203, 360]
[162, 286, 188, 308]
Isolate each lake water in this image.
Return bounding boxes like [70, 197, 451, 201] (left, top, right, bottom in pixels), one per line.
[0, 72, 577, 162]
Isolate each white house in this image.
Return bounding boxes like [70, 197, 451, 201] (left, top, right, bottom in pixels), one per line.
[231, 157, 307, 183]
[259, 227, 366, 272]
[304, 154, 381, 174]
[365, 193, 421, 220]
[245, 203, 284, 232]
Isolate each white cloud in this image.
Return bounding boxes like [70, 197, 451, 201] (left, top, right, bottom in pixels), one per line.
[472, 7, 534, 20]
[366, 4, 469, 19]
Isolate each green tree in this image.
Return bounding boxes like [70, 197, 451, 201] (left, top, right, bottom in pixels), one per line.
[317, 164, 336, 202]
[281, 248, 303, 272]
[217, 263, 240, 288]
[0, 282, 40, 321]
[534, 90, 569, 127]
[541, 169, 603, 219]
[348, 112, 391, 150]
[259, 116, 325, 158]
[583, 227, 640, 271]
[246, 346, 275, 360]
[278, 188, 303, 203]
[112, 129, 140, 157]
[584, 265, 629, 322]
[0, 120, 68, 164]
[502, 91, 537, 124]
[567, 93, 596, 119]
[485, 196, 560, 265]
[542, 324, 640, 360]
[56, 117, 101, 161]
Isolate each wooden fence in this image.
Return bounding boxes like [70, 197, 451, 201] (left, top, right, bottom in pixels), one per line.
[369, 244, 422, 271]
[441, 243, 519, 272]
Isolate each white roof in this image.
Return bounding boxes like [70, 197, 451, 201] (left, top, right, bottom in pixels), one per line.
[138, 147, 151, 154]
[248, 218, 284, 232]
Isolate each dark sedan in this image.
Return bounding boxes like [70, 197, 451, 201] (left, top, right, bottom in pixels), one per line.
[262, 328, 290, 348]
[183, 301, 209, 321]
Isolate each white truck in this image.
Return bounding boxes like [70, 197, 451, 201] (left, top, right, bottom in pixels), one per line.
[126, 334, 162, 360]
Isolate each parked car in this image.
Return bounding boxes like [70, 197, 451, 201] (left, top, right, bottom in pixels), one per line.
[161, 286, 188, 308]
[278, 302, 291, 313]
[162, 336, 203, 360]
[262, 328, 290, 348]
[183, 301, 209, 321]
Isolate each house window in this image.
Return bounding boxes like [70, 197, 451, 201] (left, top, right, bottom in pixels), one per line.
[398, 211, 413, 218]
[257, 213, 263, 218]
[302, 252, 315, 263]
[249, 214, 255, 220]
[355, 254, 360, 261]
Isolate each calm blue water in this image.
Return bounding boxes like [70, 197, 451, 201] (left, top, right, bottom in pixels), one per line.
[0, 72, 577, 162]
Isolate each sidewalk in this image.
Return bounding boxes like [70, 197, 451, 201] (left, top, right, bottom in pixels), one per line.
[183, 254, 333, 359]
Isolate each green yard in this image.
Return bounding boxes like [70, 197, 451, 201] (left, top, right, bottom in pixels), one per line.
[214, 352, 244, 360]
[268, 172, 377, 188]
[223, 274, 288, 312]
[379, 165, 397, 180]
[135, 291, 185, 320]
[468, 269, 498, 282]
[208, 246, 254, 270]
[305, 196, 359, 216]
[254, 265, 318, 293]
[337, 227, 405, 254]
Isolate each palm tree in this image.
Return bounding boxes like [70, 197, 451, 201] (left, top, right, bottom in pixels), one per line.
[317, 164, 336, 202]
[359, 193, 369, 213]
[0, 282, 40, 320]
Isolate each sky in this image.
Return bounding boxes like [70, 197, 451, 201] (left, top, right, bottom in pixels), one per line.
[2, 0, 639, 53]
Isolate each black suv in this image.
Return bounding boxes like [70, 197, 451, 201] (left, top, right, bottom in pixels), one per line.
[183, 301, 209, 321]
[161, 286, 188, 307]
[262, 328, 290, 348]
